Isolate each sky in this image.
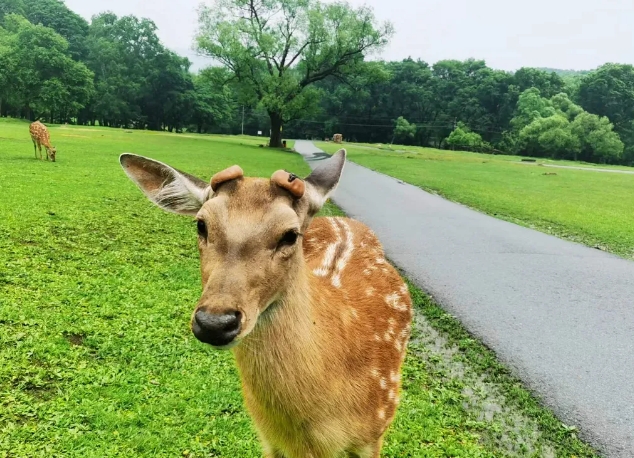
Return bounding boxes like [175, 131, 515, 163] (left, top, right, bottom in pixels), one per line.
[65, 0, 634, 73]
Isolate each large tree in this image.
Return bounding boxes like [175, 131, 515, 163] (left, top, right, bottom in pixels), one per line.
[22, 0, 89, 60]
[577, 64, 634, 156]
[1, 14, 93, 120]
[195, 0, 393, 147]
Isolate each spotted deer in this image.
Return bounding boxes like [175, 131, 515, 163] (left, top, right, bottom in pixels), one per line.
[119, 150, 413, 458]
[29, 121, 56, 162]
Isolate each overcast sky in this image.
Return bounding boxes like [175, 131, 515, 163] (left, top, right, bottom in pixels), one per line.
[65, 0, 634, 72]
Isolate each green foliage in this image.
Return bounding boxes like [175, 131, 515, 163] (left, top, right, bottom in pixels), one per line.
[446, 123, 490, 151]
[0, 0, 25, 22]
[392, 116, 416, 144]
[2, 0, 634, 164]
[513, 67, 566, 98]
[189, 68, 237, 134]
[510, 88, 555, 130]
[0, 14, 94, 120]
[577, 63, 634, 161]
[518, 114, 579, 159]
[22, 0, 89, 60]
[509, 88, 623, 162]
[195, 0, 393, 146]
[571, 113, 624, 163]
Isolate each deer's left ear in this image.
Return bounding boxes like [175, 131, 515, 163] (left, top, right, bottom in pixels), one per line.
[303, 149, 346, 214]
[119, 153, 211, 216]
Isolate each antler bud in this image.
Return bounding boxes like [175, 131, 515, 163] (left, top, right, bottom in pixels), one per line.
[271, 170, 305, 198]
[211, 165, 244, 191]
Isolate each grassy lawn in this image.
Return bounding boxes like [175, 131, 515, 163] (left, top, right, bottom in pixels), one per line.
[1, 120, 596, 457]
[317, 141, 634, 258]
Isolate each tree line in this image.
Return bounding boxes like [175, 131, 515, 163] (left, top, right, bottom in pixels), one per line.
[1, 0, 634, 165]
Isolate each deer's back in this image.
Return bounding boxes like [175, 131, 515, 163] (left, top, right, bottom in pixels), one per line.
[303, 216, 413, 427]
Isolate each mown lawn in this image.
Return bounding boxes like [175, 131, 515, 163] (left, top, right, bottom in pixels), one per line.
[317, 141, 634, 259]
[1, 120, 596, 457]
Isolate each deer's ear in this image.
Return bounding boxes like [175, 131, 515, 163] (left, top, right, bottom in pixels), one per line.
[304, 149, 346, 214]
[119, 153, 211, 216]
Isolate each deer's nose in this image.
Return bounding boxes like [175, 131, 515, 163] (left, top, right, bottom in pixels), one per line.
[192, 309, 242, 347]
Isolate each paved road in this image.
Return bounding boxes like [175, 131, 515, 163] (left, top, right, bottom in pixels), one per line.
[295, 140, 634, 457]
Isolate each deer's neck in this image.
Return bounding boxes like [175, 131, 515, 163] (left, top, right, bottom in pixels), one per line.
[233, 264, 330, 395]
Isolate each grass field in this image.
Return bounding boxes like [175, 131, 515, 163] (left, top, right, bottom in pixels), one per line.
[1, 119, 597, 457]
[317, 141, 634, 259]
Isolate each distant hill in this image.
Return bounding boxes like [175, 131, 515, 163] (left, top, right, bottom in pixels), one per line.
[536, 68, 592, 77]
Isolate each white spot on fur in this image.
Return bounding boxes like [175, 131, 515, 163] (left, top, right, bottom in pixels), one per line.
[366, 287, 375, 296]
[363, 269, 371, 276]
[313, 219, 342, 277]
[400, 283, 408, 295]
[380, 378, 387, 389]
[374, 334, 381, 342]
[390, 371, 401, 383]
[388, 389, 396, 400]
[376, 257, 385, 264]
[385, 292, 410, 312]
[371, 369, 380, 378]
[331, 219, 354, 288]
[377, 408, 386, 420]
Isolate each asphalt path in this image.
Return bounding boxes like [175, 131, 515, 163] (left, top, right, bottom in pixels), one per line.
[295, 140, 634, 457]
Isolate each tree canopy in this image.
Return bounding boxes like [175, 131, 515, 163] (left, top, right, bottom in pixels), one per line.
[195, 0, 393, 147]
[1, 1, 634, 166]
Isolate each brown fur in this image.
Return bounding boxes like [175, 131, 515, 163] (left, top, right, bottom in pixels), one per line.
[119, 153, 412, 458]
[29, 121, 56, 162]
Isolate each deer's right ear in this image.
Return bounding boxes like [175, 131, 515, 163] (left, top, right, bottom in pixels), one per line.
[304, 148, 346, 214]
[119, 153, 211, 216]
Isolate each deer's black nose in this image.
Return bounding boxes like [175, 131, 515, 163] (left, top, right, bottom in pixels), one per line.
[192, 309, 242, 347]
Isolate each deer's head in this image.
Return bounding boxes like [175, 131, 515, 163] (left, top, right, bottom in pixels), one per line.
[47, 146, 56, 162]
[119, 150, 346, 349]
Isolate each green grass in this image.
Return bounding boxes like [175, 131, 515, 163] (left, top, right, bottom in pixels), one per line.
[0, 120, 596, 457]
[318, 141, 634, 258]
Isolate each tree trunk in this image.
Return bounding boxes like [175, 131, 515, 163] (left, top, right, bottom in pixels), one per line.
[269, 111, 283, 148]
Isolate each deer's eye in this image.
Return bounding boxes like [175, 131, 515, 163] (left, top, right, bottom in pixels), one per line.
[197, 219, 208, 239]
[277, 230, 299, 249]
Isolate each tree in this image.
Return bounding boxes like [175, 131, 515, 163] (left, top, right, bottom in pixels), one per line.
[22, 0, 89, 60]
[513, 67, 565, 98]
[519, 114, 580, 159]
[0, 0, 25, 23]
[571, 112, 623, 163]
[196, 0, 393, 147]
[510, 88, 555, 130]
[578, 64, 634, 151]
[551, 92, 583, 120]
[1, 14, 93, 120]
[82, 13, 169, 128]
[446, 123, 490, 151]
[190, 67, 237, 134]
[392, 116, 416, 144]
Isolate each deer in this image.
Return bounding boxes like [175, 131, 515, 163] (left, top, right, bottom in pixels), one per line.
[29, 121, 57, 162]
[119, 149, 413, 458]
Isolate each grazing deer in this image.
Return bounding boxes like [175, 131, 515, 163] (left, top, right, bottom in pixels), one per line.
[29, 121, 56, 162]
[119, 150, 413, 458]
